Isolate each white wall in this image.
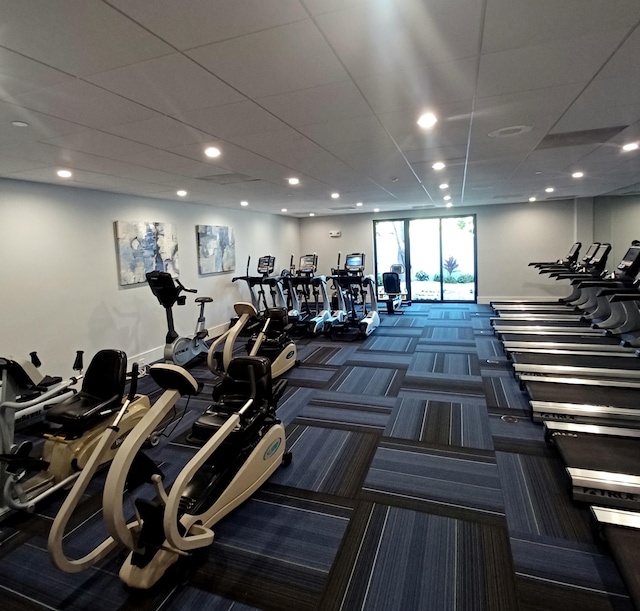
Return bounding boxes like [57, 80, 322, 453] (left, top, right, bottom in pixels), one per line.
[594, 194, 640, 265]
[300, 198, 595, 303]
[0, 178, 299, 375]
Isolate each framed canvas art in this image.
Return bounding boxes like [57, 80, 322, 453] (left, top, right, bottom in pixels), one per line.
[115, 220, 179, 285]
[197, 225, 235, 274]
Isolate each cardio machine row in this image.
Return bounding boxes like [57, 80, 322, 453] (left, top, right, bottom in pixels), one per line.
[491, 239, 640, 609]
[1, 340, 291, 590]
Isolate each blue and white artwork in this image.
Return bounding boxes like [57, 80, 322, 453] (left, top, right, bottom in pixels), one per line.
[197, 225, 235, 274]
[115, 220, 179, 285]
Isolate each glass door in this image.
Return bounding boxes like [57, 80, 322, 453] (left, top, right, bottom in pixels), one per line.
[374, 215, 476, 303]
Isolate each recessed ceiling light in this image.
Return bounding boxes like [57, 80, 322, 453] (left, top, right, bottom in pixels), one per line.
[11, 121, 29, 128]
[373, 208, 380, 212]
[417, 113, 437, 128]
[445, 202, 453, 208]
[545, 187, 554, 193]
[331, 192, 339, 199]
[439, 183, 449, 189]
[356, 202, 363, 207]
[488, 125, 532, 138]
[57, 170, 72, 178]
[571, 172, 584, 178]
[529, 197, 537, 202]
[177, 190, 187, 197]
[309, 213, 315, 217]
[622, 142, 639, 152]
[240, 201, 249, 207]
[443, 195, 451, 201]
[432, 162, 446, 170]
[281, 208, 288, 212]
[288, 177, 300, 185]
[204, 146, 221, 158]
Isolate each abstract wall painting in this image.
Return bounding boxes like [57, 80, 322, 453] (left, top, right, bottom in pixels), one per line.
[197, 225, 235, 274]
[115, 220, 179, 286]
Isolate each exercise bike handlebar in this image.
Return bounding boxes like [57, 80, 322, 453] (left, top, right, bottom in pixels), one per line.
[174, 278, 197, 294]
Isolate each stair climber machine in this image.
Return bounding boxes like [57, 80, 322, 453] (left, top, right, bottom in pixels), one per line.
[49, 355, 291, 589]
[207, 301, 300, 379]
[328, 253, 380, 340]
[146, 271, 213, 367]
[0, 350, 150, 520]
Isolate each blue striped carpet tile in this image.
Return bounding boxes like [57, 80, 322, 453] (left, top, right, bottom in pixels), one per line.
[419, 326, 476, 346]
[496, 451, 595, 542]
[372, 326, 424, 337]
[355, 335, 418, 353]
[511, 536, 631, 607]
[379, 315, 428, 328]
[329, 503, 518, 611]
[475, 336, 509, 359]
[483, 371, 532, 413]
[403, 372, 486, 398]
[295, 343, 344, 365]
[296, 395, 394, 432]
[275, 386, 318, 425]
[343, 352, 414, 368]
[281, 363, 339, 388]
[328, 365, 405, 396]
[272, 424, 379, 497]
[161, 587, 263, 610]
[427, 308, 473, 320]
[489, 413, 551, 453]
[408, 351, 482, 376]
[385, 397, 494, 450]
[363, 441, 505, 518]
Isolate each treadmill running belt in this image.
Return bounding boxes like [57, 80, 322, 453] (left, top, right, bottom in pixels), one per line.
[525, 381, 640, 409]
[512, 353, 640, 370]
[603, 524, 640, 608]
[553, 435, 640, 474]
[498, 333, 623, 344]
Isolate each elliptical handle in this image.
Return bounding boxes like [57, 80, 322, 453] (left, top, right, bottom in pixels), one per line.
[73, 351, 84, 372]
[128, 363, 139, 402]
[30, 351, 42, 368]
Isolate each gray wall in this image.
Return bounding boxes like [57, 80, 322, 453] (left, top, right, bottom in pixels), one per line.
[1, 178, 299, 374]
[299, 198, 594, 303]
[594, 194, 640, 265]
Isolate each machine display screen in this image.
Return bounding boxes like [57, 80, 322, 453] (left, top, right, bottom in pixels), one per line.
[257, 255, 275, 274]
[299, 254, 317, 273]
[618, 247, 640, 269]
[345, 253, 364, 270]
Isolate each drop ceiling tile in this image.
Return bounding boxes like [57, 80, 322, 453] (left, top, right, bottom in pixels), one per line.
[355, 58, 477, 114]
[477, 31, 628, 98]
[0, 0, 172, 77]
[9, 79, 161, 128]
[297, 115, 390, 148]
[105, 116, 216, 149]
[178, 101, 288, 140]
[119, 148, 229, 176]
[41, 130, 156, 159]
[0, 154, 49, 175]
[0, 48, 75, 96]
[315, 0, 482, 80]
[257, 81, 373, 128]
[107, 0, 307, 50]
[87, 54, 246, 115]
[186, 20, 349, 98]
[482, 0, 640, 54]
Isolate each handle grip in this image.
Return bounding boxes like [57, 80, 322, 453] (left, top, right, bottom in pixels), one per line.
[73, 351, 84, 372]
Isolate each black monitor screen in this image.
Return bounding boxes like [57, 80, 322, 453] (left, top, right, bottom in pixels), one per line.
[345, 253, 364, 270]
[257, 255, 275, 274]
[299, 254, 317, 273]
[583, 243, 599, 259]
[592, 244, 609, 262]
[618, 247, 640, 269]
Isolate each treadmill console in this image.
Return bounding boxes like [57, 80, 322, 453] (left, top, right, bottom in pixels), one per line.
[616, 245, 640, 278]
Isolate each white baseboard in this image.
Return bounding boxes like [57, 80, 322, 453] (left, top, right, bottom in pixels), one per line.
[127, 321, 230, 370]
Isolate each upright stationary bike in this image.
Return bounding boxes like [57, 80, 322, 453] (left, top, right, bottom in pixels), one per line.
[146, 271, 213, 367]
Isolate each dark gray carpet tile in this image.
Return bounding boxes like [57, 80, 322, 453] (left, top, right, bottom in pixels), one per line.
[472, 316, 495, 332]
[372, 326, 424, 337]
[420, 325, 476, 344]
[483, 372, 532, 412]
[0, 543, 136, 611]
[328, 365, 405, 396]
[282, 363, 339, 388]
[275, 386, 318, 425]
[428, 308, 472, 320]
[355, 334, 418, 352]
[295, 343, 344, 365]
[515, 574, 633, 611]
[297, 397, 393, 432]
[344, 352, 413, 368]
[475, 336, 508, 359]
[496, 451, 595, 542]
[272, 424, 378, 497]
[330, 504, 518, 611]
[415, 342, 483, 354]
[398, 387, 488, 406]
[511, 536, 630, 603]
[408, 351, 482, 376]
[379, 315, 429, 328]
[403, 372, 485, 397]
[385, 397, 494, 450]
[489, 412, 547, 446]
[162, 588, 262, 611]
[363, 442, 504, 516]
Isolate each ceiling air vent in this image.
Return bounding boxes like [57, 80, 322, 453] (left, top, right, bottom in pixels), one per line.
[536, 126, 627, 150]
[413, 204, 436, 208]
[330, 206, 357, 211]
[197, 173, 260, 185]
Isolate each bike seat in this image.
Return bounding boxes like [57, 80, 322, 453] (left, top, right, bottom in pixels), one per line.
[195, 297, 213, 303]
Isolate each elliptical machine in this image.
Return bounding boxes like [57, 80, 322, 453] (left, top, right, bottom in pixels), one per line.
[146, 271, 213, 367]
[0, 350, 150, 519]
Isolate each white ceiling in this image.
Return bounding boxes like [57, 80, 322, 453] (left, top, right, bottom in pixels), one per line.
[1, 0, 639, 217]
